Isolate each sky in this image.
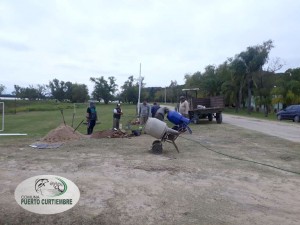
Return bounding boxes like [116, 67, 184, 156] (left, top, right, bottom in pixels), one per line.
[1, 0, 300, 94]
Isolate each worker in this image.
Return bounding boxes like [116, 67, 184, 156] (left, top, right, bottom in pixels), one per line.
[179, 96, 189, 118]
[113, 103, 123, 130]
[139, 100, 151, 125]
[151, 102, 160, 117]
[86, 102, 98, 135]
[155, 107, 169, 121]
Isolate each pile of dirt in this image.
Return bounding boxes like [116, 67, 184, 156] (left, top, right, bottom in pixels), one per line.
[40, 124, 85, 143]
[91, 129, 130, 139]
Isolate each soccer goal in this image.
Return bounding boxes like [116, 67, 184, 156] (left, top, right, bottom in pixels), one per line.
[0, 102, 4, 132]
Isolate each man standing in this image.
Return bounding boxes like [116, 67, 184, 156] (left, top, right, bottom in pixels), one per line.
[86, 102, 98, 135]
[155, 107, 169, 121]
[139, 100, 151, 125]
[179, 96, 189, 118]
[151, 102, 160, 117]
[113, 103, 123, 130]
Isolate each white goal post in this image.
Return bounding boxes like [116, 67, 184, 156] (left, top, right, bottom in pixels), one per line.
[0, 102, 4, 132]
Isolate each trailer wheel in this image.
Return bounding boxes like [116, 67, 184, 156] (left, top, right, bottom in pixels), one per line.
[216, 113, 222, 124]
[151, 140, 163, 154]
[208, 114, 213, 121]
[191, 114, 199, 124]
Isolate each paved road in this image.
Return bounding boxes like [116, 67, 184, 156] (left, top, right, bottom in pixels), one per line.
[223, 114, 300, 143]
[159, 105, 300, 143]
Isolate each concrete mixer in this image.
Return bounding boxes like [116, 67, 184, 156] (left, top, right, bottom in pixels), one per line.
[145, 110, 192, 154]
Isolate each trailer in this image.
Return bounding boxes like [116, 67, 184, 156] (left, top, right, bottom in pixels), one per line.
[182, 88, 224, 124]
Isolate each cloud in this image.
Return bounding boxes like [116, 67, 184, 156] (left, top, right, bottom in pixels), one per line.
[0, 39, 30, 51]
[0, 0, 300, 94]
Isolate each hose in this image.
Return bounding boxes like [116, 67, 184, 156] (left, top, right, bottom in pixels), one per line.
[179, 135, 300, 175]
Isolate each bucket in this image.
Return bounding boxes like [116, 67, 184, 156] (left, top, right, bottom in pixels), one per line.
[145, 118, 168, 139]
[167, 110, 190, 125]
[132, 130, 141, 136]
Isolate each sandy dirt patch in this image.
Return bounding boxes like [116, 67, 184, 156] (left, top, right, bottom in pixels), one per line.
[0, 122, 300, 225]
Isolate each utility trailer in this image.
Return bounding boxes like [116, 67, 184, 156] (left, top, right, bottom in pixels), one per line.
[182, 88, 224, 124]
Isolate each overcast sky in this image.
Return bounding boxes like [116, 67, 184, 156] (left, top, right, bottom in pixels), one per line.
[1, 0, 300, 94]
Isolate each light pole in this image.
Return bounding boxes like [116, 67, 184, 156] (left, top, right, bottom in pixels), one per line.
[274, 85, 279, 111]
[136, 63, 142, 115]
[164, 86, 166, 104]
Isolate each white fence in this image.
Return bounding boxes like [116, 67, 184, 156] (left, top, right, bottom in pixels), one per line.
[0, 102, 4, 131]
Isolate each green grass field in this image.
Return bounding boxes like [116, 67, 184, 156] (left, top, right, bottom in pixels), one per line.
[223, 107, 278, 121]
[0, 100, 280, 143]
[0, 102, 139, 141]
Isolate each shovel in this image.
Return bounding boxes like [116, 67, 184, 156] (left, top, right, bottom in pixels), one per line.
[60, 109, 66, 126]
[73, 119, 84, 133]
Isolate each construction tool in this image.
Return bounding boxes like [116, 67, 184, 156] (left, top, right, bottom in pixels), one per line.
[60, 109, 66, 126]
[72, 103, 76, 127]
[73, 119, 84, 133]
[71, 112, 75, 127]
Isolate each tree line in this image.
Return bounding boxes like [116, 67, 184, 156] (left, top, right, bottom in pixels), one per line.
[184, 40, 300, 114]
[1, 40, 300, 112]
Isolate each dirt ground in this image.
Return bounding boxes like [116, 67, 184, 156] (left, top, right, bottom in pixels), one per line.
[0, 121, 300, 225]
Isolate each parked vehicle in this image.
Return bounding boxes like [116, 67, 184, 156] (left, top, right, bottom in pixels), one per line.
[182, 88, 224, 124]
[276, 104, 300, 122]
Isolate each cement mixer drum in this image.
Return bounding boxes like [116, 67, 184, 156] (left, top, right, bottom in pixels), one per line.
[144, 118, 168, 139]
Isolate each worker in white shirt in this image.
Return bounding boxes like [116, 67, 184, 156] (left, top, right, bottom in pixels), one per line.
[179, 96, 189, 118]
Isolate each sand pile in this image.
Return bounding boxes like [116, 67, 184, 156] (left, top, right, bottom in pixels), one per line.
[41, 124, 85, 143]
[91, 130, 130, 139]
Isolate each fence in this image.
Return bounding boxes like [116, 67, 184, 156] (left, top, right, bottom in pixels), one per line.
[0, 102, 4, 131]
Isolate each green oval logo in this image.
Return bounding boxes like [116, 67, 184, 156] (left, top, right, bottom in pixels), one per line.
[15, 175, 80, 214]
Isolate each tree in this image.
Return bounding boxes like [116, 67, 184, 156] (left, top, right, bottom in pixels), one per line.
[184, 72, 202, 90]
[217, 61, 237, 107]
[201, 65, 224, 96]
[276, 69, 300, 105]
[120, 76, 138, 104]
[168, 80, 182, 103]
[148, 87, 156, 102]
[238, 40, 274, 113]
[0, 84, 6, 95]
[48, 79, 72, 101]
[36, 84, 49, 99]
[13, 85, 39, 100]
[120, 76, 146, 104]
[253, 71, 276, 115]
[71, 83, 89, 103]
[90, 76, 118, 104]
[230, 57, 247, 111]
[64, 81, 73, 101]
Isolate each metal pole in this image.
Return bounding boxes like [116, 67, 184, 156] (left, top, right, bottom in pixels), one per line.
[72, 103, 76, 127]
[0, 102, 4, 132]
[137, 63, 142, 115]
[60, 109, 66, 126]
[164, 87, 166, 103]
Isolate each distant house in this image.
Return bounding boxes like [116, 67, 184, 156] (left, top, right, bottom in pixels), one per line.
[0, 94, 18, 100]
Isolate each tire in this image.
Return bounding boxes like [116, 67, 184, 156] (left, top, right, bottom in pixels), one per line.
[192, 114, 199, 124]
[151, 140, 163, 154]
[216, 113, 222, 124]
[208, 114, 213, 121]
[294, 115, 300, 123]
[277, 114, 282, 121]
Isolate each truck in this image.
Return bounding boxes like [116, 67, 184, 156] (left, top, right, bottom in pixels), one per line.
[182, 88, 224, 124]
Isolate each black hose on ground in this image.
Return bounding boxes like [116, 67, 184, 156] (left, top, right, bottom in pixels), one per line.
[179, 135, 300, 175]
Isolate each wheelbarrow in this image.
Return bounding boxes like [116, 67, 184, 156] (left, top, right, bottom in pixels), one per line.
[145, 112, 191, 154]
